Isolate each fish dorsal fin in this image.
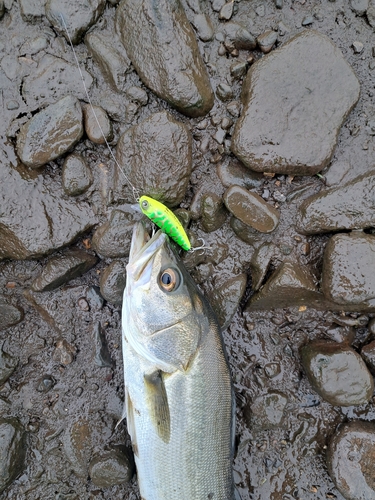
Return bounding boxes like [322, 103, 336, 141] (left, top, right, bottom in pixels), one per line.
[144, 370, 170, 444]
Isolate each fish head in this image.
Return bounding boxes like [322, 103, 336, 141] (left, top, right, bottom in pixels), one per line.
[122, 222, 208, 373]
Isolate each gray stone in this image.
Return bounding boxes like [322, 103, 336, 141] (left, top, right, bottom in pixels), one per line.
[208, 274, 247, 329]
[257, 30, 278, 53]
[31, 249, 98, 292]
[324, 160, 351, 187]
[19, 0, 46, 21]
[321, 232, 375, 308]
[62, 419, 92, 477]
[192, 14, 214, 42]
[99, 260, 126, 305]
[89, 446, 134, 488]
[22, 54, 93, 110]
[231, 31, 360, 175]
[115, 0, 214, 117]
[219, 1, 234, 20]
[126, 86, 148, 106]
[62, 153, 93, 196]
[212, 0, 225, 11]
[0, 347, 18, 385]
[46, 0, 106, 45]
[0, 298, 23, 330]
[20, 36, 49, 56]
[298, 171, 375, 234]
[114, 111, 192, 206]
[300, 341, 374, 406]
[0, 418, 26, 494]
[0, 163, 95, 260]
[245, 392, 288, 430]
[222, 22, 256, 50]
[200, 193, 227, 233]
[353, 41, 364, 54]
[216, 83, 234, 101]
[83, 104, 113, 145]
[85, 32, 131, 93]
[230, 216, 262, 246]
[230, 61, 248, 79]
[92, 210, 136, 258]
[247, 261, 321, 311]
[53, 339, 76, 365]
[93, 323, 113, 368]
[16, 95, 83, 169]
[250, 242, 275, 291]
[217, 159, 263, 190]
[361, 340, 375, 374]
[224, 185, 280, 233]
[350, 0, 369, 15]
[327, 421, 375, 500]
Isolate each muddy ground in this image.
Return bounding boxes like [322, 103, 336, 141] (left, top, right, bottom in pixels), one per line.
[1, 0, 375, 499]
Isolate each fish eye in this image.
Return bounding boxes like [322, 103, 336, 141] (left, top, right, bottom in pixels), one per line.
[141, 199, 149, 210]
[159, 268, 180, 292]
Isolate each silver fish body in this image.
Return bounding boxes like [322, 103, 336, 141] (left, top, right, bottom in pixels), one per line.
[122, 223, 235, 500]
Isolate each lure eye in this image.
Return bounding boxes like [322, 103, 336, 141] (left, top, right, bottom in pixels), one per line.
[159, 268, 180, 292]
[141, 199, 149, 210]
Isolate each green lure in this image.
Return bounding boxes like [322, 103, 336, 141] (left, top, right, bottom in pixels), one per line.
[139, 196, 191, 251]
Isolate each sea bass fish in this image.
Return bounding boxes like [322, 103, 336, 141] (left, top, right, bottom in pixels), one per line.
[121, 222, 236, 500]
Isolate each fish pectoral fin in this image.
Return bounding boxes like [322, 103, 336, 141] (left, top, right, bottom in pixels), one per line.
[144, 370, 170, 444]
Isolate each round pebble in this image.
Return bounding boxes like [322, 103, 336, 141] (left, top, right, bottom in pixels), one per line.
[83, 104, 113, 145]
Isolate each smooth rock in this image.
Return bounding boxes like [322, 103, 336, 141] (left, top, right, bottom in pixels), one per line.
[321, 232, 375, 308]
[36, 375, 55, 393]
[231, 31, 360, 175]
[19, 0, 46, 21]
[200, 192, 227, 233]
[216, 83, 234, 101]
[63, 419, 93, 478]
[250, 242, 275, 291]
[99, 260, 126, 305]
[257, 30, 278, 53]
[327, 421, 375, 500]
[224, 185, 280, 233]
[31, 249, 98, 292]
[89, 446, 134, 488]
[83, 104, 112, 145]
[0, 347, 18, 385]
[298, 171, 375, 234]
[115, 0, 214, 117]
[230, 216, 262, 246]
[217, 159, 263, 190]
[209, 274, 247, 329]
[247, 261, 321, 310]
[46, 0, 106, 45]
[85, 32, 131, 93]
[361, 340, 375, 374]
[353, 41, 364, 54]
[0, 164, 94, 260]
[93, 323, 113, 368]
[212, 0, 225, 11]
[219, 1, 234, 20]
[244, 392, 288, 430]
[114, 111, 192, 206]
[192, 13, 214, 42]
[300, 341, 374, 406]
[324, 324, 355, 344]
[324, 159, 351, 187]
[53, 339, 76, 365]
[0, 298, 23, 330]
[92, 210, 136, 258]
[17, 95, 83, 169]
[20, 36, 49, 56]
[350, 0, 369, 15]
[126, 86, 148, 106]
[222, 22, 256, 50]
[230, 61, 248, 79]
[62, 153, 93, 196]
[0, 418, 27, 494]
[22, 54, 93, 110]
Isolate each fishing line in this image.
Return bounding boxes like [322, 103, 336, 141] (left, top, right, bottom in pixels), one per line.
[59, 13, 140, 203]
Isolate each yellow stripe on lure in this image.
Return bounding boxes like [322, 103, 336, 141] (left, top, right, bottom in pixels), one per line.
[139, 196, 191, 251]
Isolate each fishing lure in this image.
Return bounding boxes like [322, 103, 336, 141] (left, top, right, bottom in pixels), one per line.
[139, 196, 191, 251]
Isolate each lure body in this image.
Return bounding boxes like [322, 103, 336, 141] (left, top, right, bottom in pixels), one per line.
[139, 196, 191, 251]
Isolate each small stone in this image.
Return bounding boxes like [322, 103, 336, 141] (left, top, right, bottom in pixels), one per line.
[224, 185, 280, 233]
[221, 117, 233, 130]
[300, 341, 374, 406]
[89, 446, 134, 488]
[264, 362, 281, 378]
[255, 4, 265, 16]
[19, 0, 46, 21]
[257, 30, 278, 54]
[20, 36, 48, 56]
[16, 95, 83, 169]
[99, 260, 126, 305]
[213, 127, 226, 144]
[126, 86, 148, 106]
[218, 43, 227, 56]
[324, 159, 351, 187]
[250, 242, 275, 291]
[83, 104, 113, 145]
[245, 392, 287, 430]
[0, 418, 27, 494]
[327, 421, 375, 499]
[53, 339, 76, 365]
[216, 83, 234, 101]
[31, 249, 98, 292]
[275, 0, 283, 8]
[200, 192, 227, 233]
[192, 13, 214, 42]
[36, 375, 55, 393]
[352, 41, 364, 54]
[230, 61, 247, 78]
[86, 286, 104, 311]
[349, 0, 369, 16]
[361, 340, 375, 373]
[222, 22, 256, 50]
[78, 297, 90, 311]
[62, 154, 93, 196]
[208, 274, 247, 329]
[301, 15, 314, 26]
[230, 216, 262, 246]
[226, 100, 241, 117]
[0, 298, 23, 331]
[92, 210, 137, 258]
[211, 0, 226, 12]
[219, 1, 234, 20]
[6, 100, 19, 110]
[0, 347, 18, 385]
[93, 323, 113, 368]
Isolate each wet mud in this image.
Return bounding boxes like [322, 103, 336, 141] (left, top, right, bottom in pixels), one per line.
[1, 1, 375, 499]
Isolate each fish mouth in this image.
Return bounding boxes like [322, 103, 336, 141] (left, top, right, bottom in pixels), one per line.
[127, 222, 167, 283]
